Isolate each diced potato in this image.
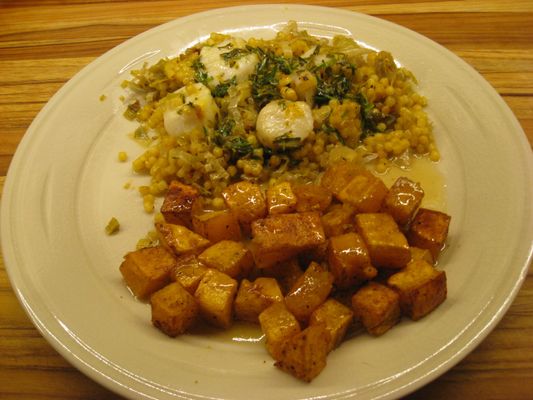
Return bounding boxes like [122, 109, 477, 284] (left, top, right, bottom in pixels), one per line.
[160, 180, 200, 228]
[170, 254, 208, 294]
[321, 203, 355, 237]
[259, 302, 301, 360]
[293, 184, 332, 213]
[410, 246, 434, 265]
[274, 324, 330, 382]
[351, 282, 401, 336]
[234, 277, 283, 323]
[150, 282, 199, 337]
[309, 299, 354, 352]
[263, 258, 304, 295]
[407, 208, 451, 260]
[355, 213, 411, 269]
[285, 262, 334, 322]
[194, 269, 238, 328]
[320, 160, 366, 199]
[337, 171, 388, 213]
[156, 222, 210, 256]
[198, 240, 254, 279]
[191, 208, 242, 243]
[119, 245, 177, 299]
[381, 177, 424, 226]
[328, 232, 377, 288]
[222, 181, 267, 233]
[266, 181, 297, 214]
[387, 259, 447, 320]
[250, 212, 326, 269]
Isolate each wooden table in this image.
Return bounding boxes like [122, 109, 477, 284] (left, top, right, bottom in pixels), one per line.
[1, 1, 532, 399]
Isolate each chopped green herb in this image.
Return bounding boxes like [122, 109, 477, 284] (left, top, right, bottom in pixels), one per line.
[274, 134, 302, 152]
[212, 76, 237, 97]
[192, 58, 211, 86]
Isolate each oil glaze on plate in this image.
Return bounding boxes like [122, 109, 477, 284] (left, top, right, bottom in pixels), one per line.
[2, 5, 532, 400]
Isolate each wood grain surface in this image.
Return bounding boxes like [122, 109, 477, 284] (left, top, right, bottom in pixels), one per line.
[1, 1, 532, 399]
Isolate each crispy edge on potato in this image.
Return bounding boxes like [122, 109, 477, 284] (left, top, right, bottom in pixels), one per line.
[198, 240, 254, 279]
[320, 160, 366, 199]
[150, 281, 199, 337]
[156, 222, 210, 256]
[292, 183, 332, 213]
[387, 259, 447, 321]
[266, 181, 298, 215]
[222, 180, 267, 234]
[160, 180, 200, 228]
[381, 177, 424, 227]
[337, 171, 388, 213]
[351, 281, 401, 336]
[407, 208, 451, 260]
[321, 203, 355, 238]
[191, 206, 242, 243]
[170, 254, 208, 295]
[309, 298, 354, 352]
[119, 245, 177, 299]
[259, 302, 301, 360]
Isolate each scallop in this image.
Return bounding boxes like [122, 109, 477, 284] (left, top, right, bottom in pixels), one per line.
[200, 40, 259, 88]
[163, 83, 219, 136]
[255, 100, 314, 149]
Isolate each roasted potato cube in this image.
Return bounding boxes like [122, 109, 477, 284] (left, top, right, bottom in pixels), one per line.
[309, 299, 354, 352]
[263, 258, 304, 295]
[170, 254, 207, 294]
[355, 213, 410, 269]
[119, 245, 176, 299]
[328, 232, 377, 288]
[191, 208, 242, 243]
[234, 277, 283, 323]
[259, 302, 301, 360]
[160, 180, 200, 228]
[320, 160, 366, 199]
[407, 208, 451, 260]
[285, 262, 334, 322]
[387, 259, 447, 320]
[351, 282, 401, 336]
[266, 181, 297, 214]
[293, 184, 332, 213]
[222, 181, 267, 233]
[321, 203, 355, 237]
[250, 212, 326, 269]
[410, 246, 434, 265]
[381, 177, 424, 226]
[150, 282, 199, 337]
[275, 324, 330, 382]
[156, 222, 210, 256]
[337, 171, 388, 213]
[194, 269, 238, 328]
[198, 240, 254, 279]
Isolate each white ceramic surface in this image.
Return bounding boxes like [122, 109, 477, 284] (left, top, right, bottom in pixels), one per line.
[2, 5, 532, 400]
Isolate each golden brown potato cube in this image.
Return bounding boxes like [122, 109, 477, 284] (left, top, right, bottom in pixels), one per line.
[266, 181, 297, 214]
[222, 181, 267, 233]
[198, 240, 254, 279]
[150, 282, 199, 337]
[293, 184, 332, 213]
[355, 213, 411, 269]
[328, 232, 377, 288]
[170, 254, 208, 294]
[250, 212, 326, 269]
[407, 208, 451, 260]
[410, 246, 434, 265]
[259, 302, 301, 360]
[320, 160, 366, 199]
[191, 208, 242, 243]
[234, 277, 283, 323]
[387, 259, 447, 321]
[156, 222, 210, 256]
[321, 203, 355, 237]
[309, 299, 354, 352]
[119, 245, 176, 299]
[381, 177, 424, 226]
[194, 269, 238, 329]
[337, 171, 388, 213]
[160, 180, 200, 228]
[275, 324, 330, 382]
[264, 258, 304, 295]
[351, 282, 401, 336]
[285, 261, 334, 322]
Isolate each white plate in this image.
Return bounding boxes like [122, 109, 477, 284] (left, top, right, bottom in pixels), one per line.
[2, 5, 532, 400]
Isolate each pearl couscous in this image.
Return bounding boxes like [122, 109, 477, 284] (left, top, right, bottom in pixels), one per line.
[121, 21, 438, 210]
